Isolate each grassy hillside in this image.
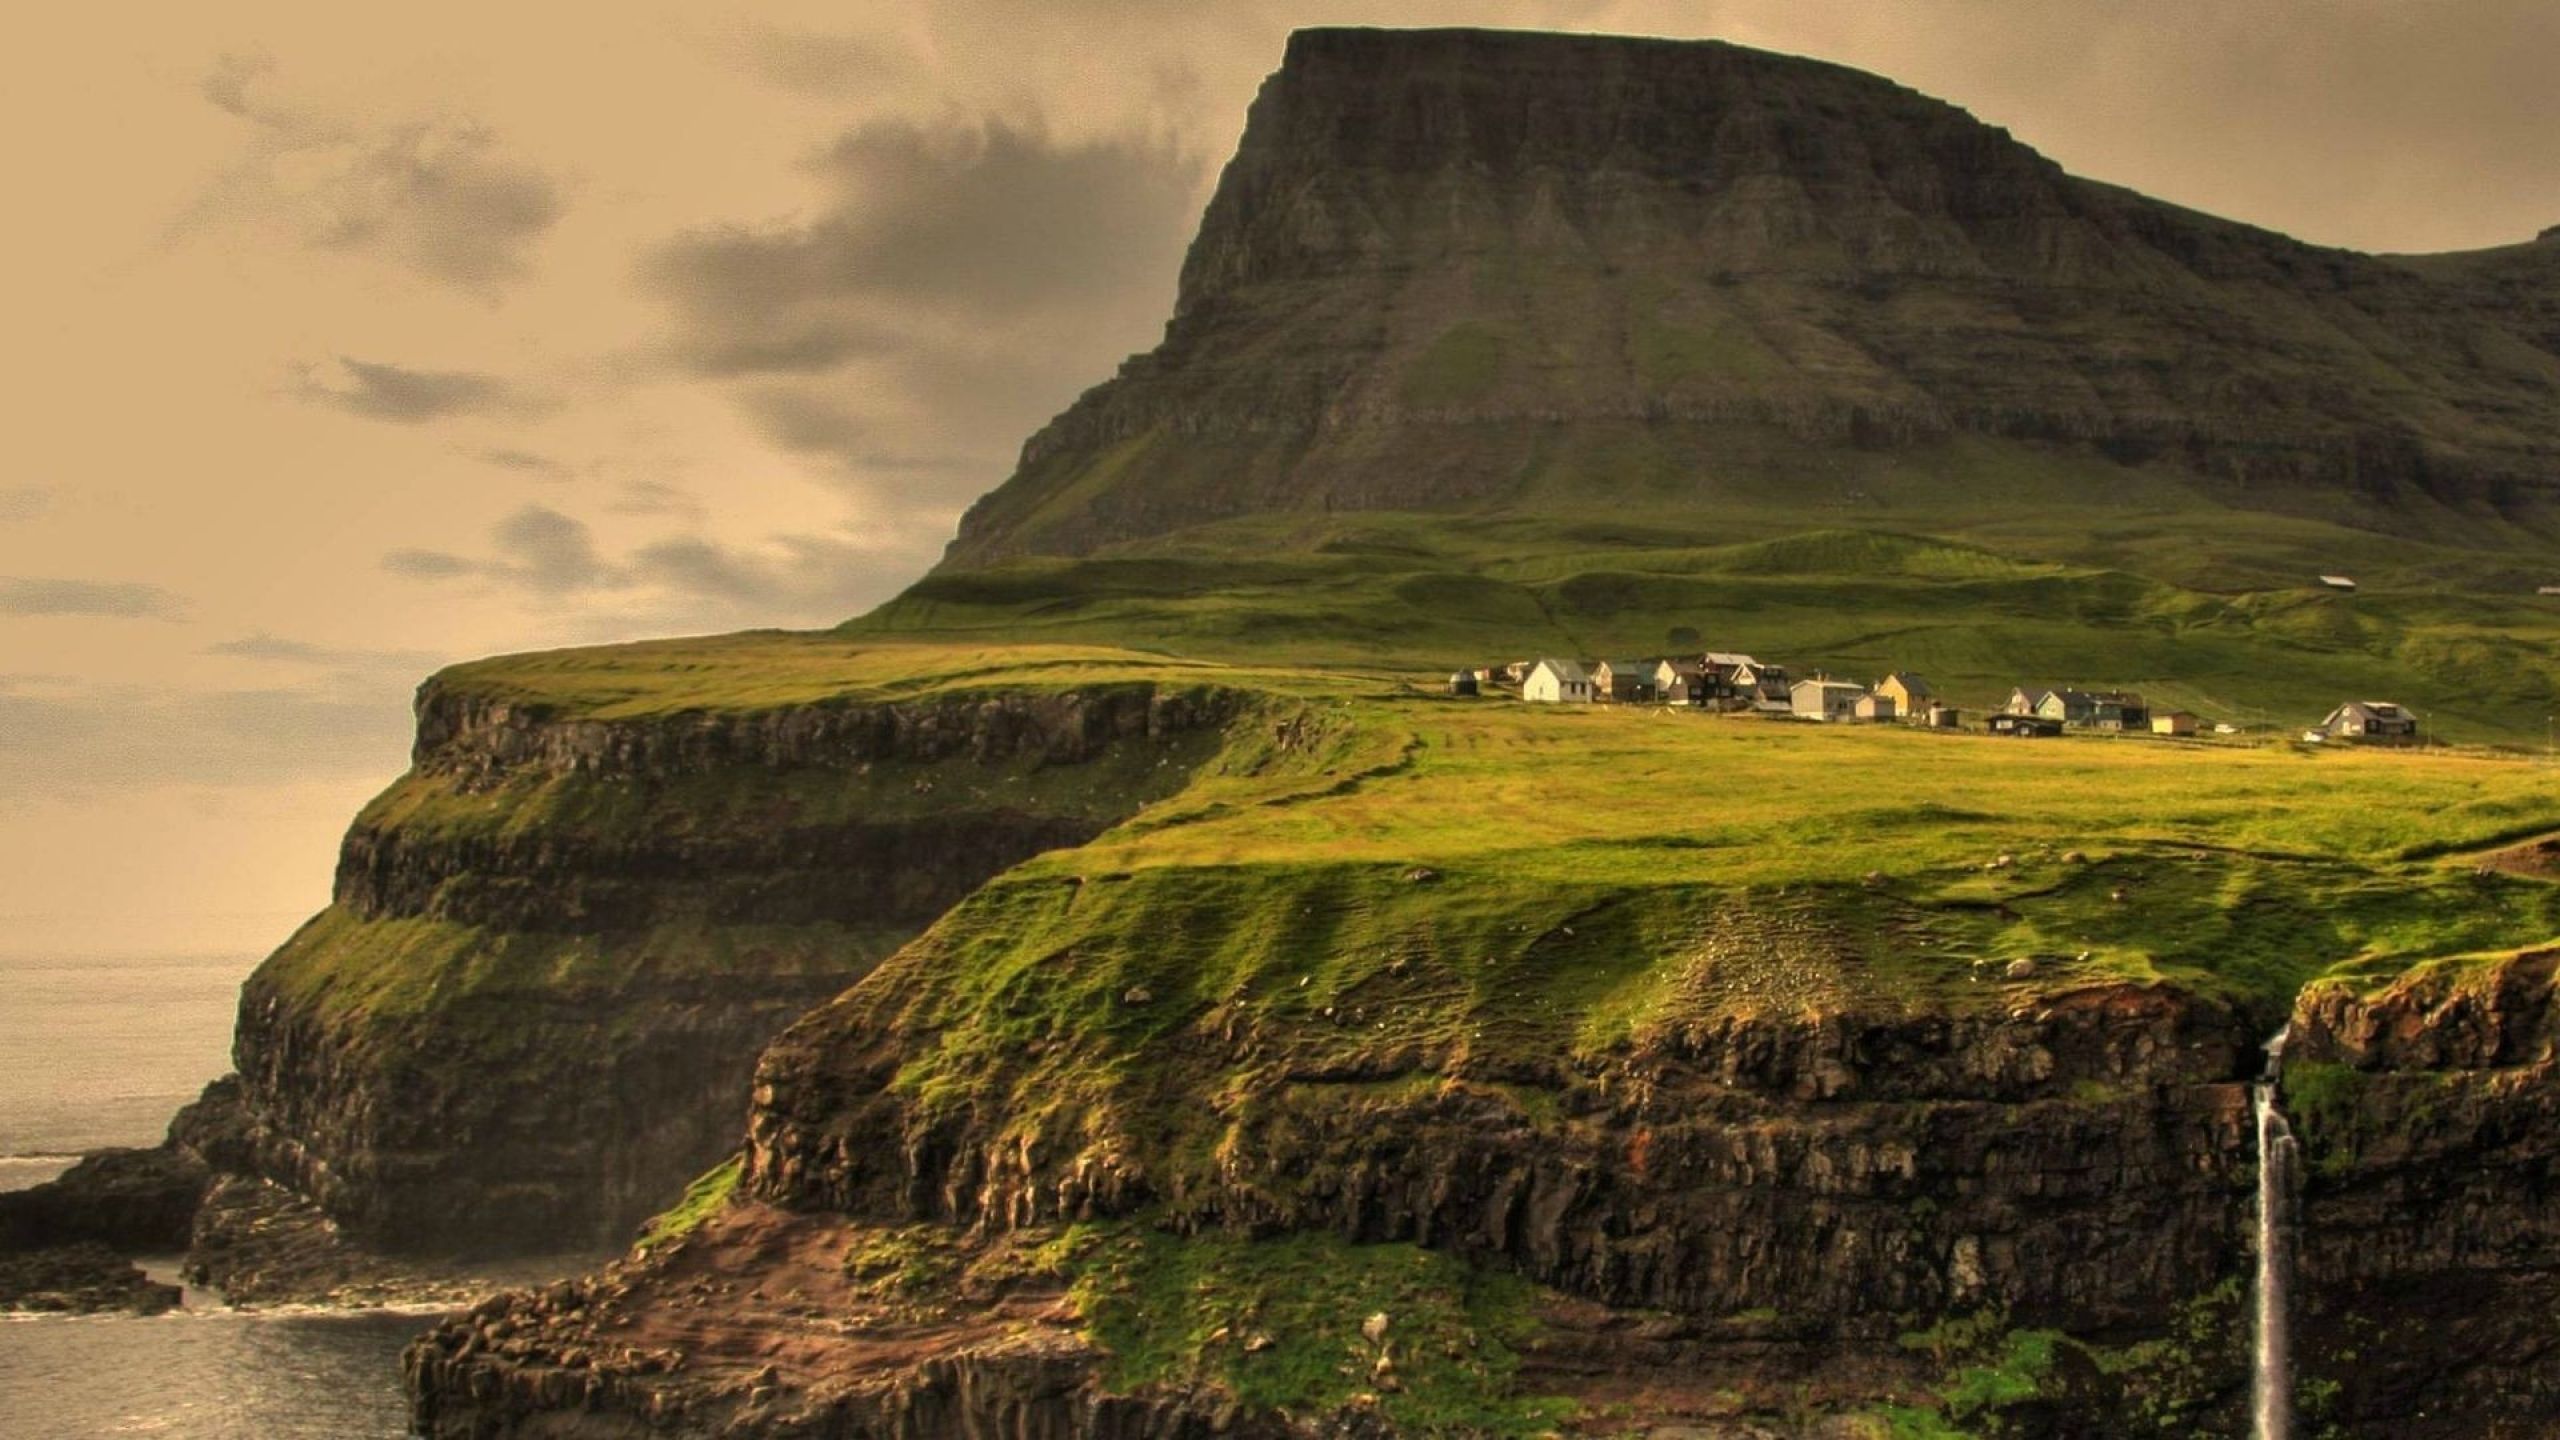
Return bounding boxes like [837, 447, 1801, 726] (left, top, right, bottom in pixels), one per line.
[879, 678, 2560, 1119]
[419, 639, 2560, 1031]
[859, 488, 2560, 744]
[723, 643, 2560, 1432]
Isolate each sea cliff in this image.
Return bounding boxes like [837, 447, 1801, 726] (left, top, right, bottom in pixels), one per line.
[198, 644, 1245, 1269]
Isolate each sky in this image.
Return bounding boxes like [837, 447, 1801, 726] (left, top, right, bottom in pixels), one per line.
[5, 0, 2557, 958]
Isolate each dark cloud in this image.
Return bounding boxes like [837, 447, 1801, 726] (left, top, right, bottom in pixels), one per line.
[295, 357, 520, 423]
[736, 385, 872, 456]
[0, 487, 49, 522]
[381, 504, 605, 594]
[0, 577, 186, 620]
[730, 382, 1012, 486]
[188, 53, 565, 291]
[638, 113, 1204, 511]
[490, 504, 608, 593]
[647, 116, 1200, 358]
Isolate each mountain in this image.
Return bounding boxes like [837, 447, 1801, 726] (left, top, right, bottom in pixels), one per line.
[850, 29, 2560, 745]
[945, 27, 2560, 566]
[50, 29, 2560, 1439]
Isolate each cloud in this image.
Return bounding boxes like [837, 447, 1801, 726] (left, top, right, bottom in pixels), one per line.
[186, 52, 565, 291]
[638, 113, 1205, 511]
[205, 632, 442, 673]
[0, 487, 49, 522]
[0, 577, 186, 620]
[473, 446, 575, 479]
[489, 504, 608, 593]
[607, 480, 705, 520]
[381, 548, 477, 579]
[622, 533, 894, 614]
[378, 502, 928, 627]
[647, 116, 1200, 366]
[381, 504, 605, 591]
[294, 357, 523, 423]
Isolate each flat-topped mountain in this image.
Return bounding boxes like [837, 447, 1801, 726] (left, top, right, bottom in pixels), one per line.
[946, 27, 2560, 566]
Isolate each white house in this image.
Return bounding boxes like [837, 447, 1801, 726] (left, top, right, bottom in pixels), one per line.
[1523, 658, 1596, 704]
[2316, 700, 2419, 744]
[1790, 677, 1868, 722]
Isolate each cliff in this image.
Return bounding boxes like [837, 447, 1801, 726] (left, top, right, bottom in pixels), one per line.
[228, 24, 2560, 1437]
[405, 679, 2560, 1435]
[942, 28, 2560, 569]
[2284, 949, 2560, 1433]
[208, 640, 1248, 1261]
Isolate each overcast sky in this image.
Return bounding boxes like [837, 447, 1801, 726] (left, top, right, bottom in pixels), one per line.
[5, 0, 2556, 957]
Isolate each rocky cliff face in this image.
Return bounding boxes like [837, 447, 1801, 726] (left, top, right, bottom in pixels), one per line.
[749, 976, 2257, 1337]
[220, 676, 1242, 1258]
[945, 27, 2560, 565]
[2286, 949, 2560, 1436]
[404, 975, 2269, 1438]
[403, 935, 2560, 1438]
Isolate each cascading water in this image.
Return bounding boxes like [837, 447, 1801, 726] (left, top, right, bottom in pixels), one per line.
[2252, 1027, 2298, 1440]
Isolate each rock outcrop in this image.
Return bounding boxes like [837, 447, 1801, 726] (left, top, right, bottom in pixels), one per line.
[405, 975, 2267, 1437]
[945, 27, 2560, 566]
[749, 977, 2258, 1336]
[216, 674, 1243, 1260]
[2285, 949, 2560, 1435]
[0, 1080, 234, 1313]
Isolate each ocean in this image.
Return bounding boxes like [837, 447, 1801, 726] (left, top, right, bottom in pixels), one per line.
[0, 952, 417, 1438]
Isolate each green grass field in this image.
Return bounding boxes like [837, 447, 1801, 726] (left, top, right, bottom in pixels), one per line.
[531, 642, 2553, 1166]
[852, 486, 2560, 746]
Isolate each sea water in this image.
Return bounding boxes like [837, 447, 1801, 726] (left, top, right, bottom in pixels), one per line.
[0, 952, 417, 1438]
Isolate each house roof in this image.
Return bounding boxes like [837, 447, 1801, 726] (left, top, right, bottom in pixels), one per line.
[1655, 658, 1705, 677]
[1880, 671, 1934, 694]
[2040, 687, 2146, 708]
[2328, 700, 2410, 722]
[1792, 677, 1867, 695]
[1530, 658, 1590, 684]
[1702, 652, 1758, 668]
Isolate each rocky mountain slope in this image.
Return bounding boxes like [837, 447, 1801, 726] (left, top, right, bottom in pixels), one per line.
[946, 27, 2560, 568]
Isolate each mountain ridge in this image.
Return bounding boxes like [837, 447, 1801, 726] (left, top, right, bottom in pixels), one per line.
[942, 26, 2560, 569]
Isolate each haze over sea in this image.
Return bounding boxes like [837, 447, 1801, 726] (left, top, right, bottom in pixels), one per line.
[0, 951, 413, 1438]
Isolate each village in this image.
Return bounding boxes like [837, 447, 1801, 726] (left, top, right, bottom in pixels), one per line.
[1448, 654, 2424, 745]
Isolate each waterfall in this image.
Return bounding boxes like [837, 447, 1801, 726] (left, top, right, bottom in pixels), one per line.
[2252, 1028, 2297, 1440]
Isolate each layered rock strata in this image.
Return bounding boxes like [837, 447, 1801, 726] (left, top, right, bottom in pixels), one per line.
[947, 28, 2560, 565]
[2287, 948, 2560, 1436]
[408, 978, 2268, 1436]
[219, 678, 1241, 1257]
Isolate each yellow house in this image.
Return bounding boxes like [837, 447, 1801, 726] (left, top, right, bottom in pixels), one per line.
[1874, 672, 1935, 717]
